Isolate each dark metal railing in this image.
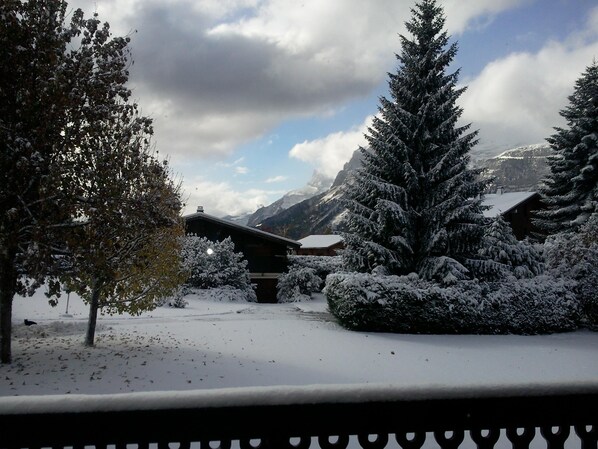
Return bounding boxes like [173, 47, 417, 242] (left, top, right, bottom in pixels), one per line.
[0, 383, 597, 449]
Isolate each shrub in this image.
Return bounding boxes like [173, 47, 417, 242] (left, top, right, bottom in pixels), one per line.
[155, 286, 190, 308]
[287, 255, 343, 288]
[191, 286, 257, 302]
[277, 267, 322, 303]
[543, 215, 598, 328]
[325, 273, 579, 334]
[181, 235, 256, 301]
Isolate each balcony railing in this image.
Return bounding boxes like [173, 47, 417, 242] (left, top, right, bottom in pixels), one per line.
[1, 382, 597, 449]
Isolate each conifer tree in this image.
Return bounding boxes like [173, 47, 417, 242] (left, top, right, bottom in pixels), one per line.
[478, 216, 544, 280]
[342, 0, 488, 284]
[535, 62, 598, 235]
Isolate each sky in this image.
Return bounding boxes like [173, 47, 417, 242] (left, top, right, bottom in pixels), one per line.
[65, 0, 598, 218]
[2, 290, 598, 449]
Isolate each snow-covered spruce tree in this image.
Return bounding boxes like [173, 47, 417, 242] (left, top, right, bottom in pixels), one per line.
[535, 62, 598, 235]
[478, 216, 544, 280]
[342, 0, 489, 284]
[182, 236, 256, 301]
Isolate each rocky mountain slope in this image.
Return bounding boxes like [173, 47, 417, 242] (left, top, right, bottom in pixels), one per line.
[223, 171, 333, 226]
[246, 170, 333, 227]
[255, 151, 362, 239]
[476, 143, 551, 192]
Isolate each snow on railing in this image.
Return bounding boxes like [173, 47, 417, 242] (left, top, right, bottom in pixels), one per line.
[0, 382, 597, 449]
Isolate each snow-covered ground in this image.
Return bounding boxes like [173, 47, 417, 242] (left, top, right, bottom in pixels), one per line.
[2, 289, 598, 397]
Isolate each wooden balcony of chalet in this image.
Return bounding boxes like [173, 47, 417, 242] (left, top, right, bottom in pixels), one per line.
[1, 382, 597, 449]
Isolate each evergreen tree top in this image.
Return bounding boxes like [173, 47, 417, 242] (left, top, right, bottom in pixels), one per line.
[398, 0, 456, 76]
[403, 0, 449, 51]
[560, 61, 598, 126]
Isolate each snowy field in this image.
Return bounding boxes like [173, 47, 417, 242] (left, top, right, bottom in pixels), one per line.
[2, 289, 598, 397]
[2, 289, 598, 449]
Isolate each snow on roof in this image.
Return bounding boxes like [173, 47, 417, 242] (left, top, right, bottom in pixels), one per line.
[183, 212, 300, 247]
[482, 192, 539, 218]
[298, 234, 344, 249]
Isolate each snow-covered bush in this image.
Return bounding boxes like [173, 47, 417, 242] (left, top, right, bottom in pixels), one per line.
[276, 255, 342, 302]
[476, 216, 545, 280]
[325, 273, 579, 335]
[544, 215, 598, 328]
[288, 255, 343, 285]
[277, 267, 322, 303]
[155, 290, 187, 308]
[191, 286, 257, 302]
[167, 287, 189, 308]
[181, 235, 256, 302]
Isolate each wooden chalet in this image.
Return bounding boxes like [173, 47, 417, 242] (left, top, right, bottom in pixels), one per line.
[482, 190, 543, 240]
[184, 209, 301, 303]
[297, 234, 344, 256]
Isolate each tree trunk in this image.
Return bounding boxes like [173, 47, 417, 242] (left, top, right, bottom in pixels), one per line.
[0, 252, 17, 364]
[85, 278, 102, 347]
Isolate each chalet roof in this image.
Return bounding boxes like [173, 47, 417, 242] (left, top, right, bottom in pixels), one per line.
[482, 191, 539, 218]
[184, 212, 301, 248]
[297, 234, 344, 249]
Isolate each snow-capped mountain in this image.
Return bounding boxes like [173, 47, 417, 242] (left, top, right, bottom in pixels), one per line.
[253, 143, 552, 240]
[242, 170, 333, 228]
[254, 151, 362, 239]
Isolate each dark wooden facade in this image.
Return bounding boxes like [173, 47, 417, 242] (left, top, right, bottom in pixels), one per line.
[184, 212, 300, 303]
[501, 193, 544, 240]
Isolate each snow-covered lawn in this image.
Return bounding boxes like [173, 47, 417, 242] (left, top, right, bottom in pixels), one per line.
[2, 289, 598, 397]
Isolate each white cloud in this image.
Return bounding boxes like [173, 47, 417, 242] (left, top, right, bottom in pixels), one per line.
[67, 0, 531, 161]
[265, 175, 288, 183]
[235, 166, 249, 174]
[182, 178, 283, 217]
[289, 116, 373, 178]
[460, 6, 598, 156]
[443, 0, 533, 34]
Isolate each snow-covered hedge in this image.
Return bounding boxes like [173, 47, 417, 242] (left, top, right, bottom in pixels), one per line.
[288, 256, 343, 285]
[325, 273, 580, 335]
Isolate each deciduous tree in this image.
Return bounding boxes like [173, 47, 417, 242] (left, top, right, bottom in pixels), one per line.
[0, 0, 135, 363]
[0, 0, 183, 359]
[61, 109, 185, 346]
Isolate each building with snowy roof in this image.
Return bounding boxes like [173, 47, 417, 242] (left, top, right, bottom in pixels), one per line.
[481, 190, 543, 240]
[297, 234, 344, 256]
[184, 208, 301, 303]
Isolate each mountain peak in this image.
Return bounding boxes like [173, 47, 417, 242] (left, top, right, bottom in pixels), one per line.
[245, 170, 333, 227]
